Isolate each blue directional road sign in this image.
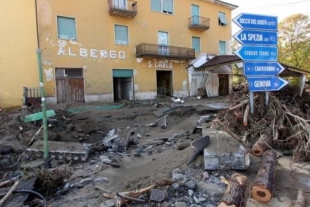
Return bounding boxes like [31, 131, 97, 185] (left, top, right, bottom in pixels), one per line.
[244, 62, 284, 76]
[233, 13, 278, 31]
[233, 30, 278, 45]
[234, 45, 278, 61]
[247, 76, 289, 92]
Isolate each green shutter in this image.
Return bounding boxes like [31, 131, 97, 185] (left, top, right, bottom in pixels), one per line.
[192, 37, 200, 52]
[115, 25, 128, 45]
[57, 16, 76, 39]
[151, 0, 161, 12]
[218, 12, 227, 25]
[219, 41, 226, 55]
[163, 0, 173, 14]
[113, 69, 133, 77]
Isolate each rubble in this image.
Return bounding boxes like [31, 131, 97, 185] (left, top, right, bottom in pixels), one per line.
[0, 93, 310, 206]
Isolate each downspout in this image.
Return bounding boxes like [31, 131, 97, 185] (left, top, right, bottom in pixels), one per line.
[35, 0, 40, 48]
[35, 0, 49, 168]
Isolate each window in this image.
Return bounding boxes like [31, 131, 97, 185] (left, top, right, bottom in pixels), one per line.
[115, 25, 128, 45]
[151, 0, 173, 14]
[192, 37, 200, 52]
[57, 16, 76, 40]
[219, 41, 226, 55]
[218, 12, 227, 26]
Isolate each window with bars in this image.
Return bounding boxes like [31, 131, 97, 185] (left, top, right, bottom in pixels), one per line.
[115, 25, 129, 45]
[151, 0, 173, 14]
[57, 16, 76, 40]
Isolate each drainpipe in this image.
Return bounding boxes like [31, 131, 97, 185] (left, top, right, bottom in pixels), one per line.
[35, 0, 49, 168]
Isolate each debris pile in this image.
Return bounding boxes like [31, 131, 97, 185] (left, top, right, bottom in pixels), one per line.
[214, 85, 310, 161]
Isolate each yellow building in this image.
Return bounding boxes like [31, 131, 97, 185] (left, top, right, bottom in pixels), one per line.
[0, 0, 237, 108]
[0, 0, 39, 108]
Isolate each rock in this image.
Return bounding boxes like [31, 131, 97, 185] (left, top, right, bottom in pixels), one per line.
[49, 158, 59, 168]
[175, 142, 190, 150]
[190, 205, 202, 207]
[94, 177, 109, 183]
[172, 168, 186, 182]
[23, 159, 44, 168]
[63, 183, 70, 191]
[203, 171, 209, 179]
[193, 196, 200, 203]
[150, 189, 167, 202]
[188, 189, 194, 197]
[198, 197, 207, 202]
[0, 145, 14, 154]
[174, 202, 187, 207]
[100, 155, 112, 163]
[185, 180, 197, 190]
[197, 181, 224, 202]
[104, 199, 115, 207]
[161, 201, 172, 207]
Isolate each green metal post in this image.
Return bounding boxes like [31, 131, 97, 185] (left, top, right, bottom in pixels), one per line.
[36, 49, 49, 167]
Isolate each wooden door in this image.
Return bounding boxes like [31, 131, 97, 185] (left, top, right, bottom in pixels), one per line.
[56, 78, 84, 103]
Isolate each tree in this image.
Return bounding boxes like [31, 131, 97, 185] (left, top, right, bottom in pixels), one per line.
[278, 14, 310, 70]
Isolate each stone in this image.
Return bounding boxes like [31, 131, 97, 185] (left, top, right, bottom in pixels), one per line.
[0, 145, 14, 154]
[203, 171, 209, 179]
[197, 181, 224, 202]
[104, 199, 115, 207]
[23, 159, 44, 168]
[188, 189, 194, 197]
[150, 189, 167, 202]
[185, 180, 197, 190]
[79, 178, 93, 185]
[161, 201, 172, 207]
[174, 202, 187, 207]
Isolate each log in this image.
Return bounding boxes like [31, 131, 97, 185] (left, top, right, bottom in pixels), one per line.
[252, 134, 272, 157]
[250, 150, 277, 203]
[294, 189, 305, 207]
[0, 180, 20, 207]
[218, 173, 248, 207]
[229, 95, 259, 111]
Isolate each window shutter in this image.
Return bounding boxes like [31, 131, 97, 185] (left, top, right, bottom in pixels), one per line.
[163, 0, 173, 14]
[151, 0, 161, 12]
[115, 25, 128, 45]
[57, 16, 76, 39]
[219, 41, 226, 55]
[218, 12, 227, 25]
[192, 37, 200, 52]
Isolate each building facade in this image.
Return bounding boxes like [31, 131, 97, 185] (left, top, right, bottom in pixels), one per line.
[0, 0, 237, 108]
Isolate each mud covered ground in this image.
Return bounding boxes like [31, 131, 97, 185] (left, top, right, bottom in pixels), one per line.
[0, 99, 310, 207]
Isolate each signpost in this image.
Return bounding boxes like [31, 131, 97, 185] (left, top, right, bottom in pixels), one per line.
[247, 76, 289, 92]
[244, 62, 285, 76]
[233, 13, 288, 113]
[233, 30, 278, 45]
[233, 13, 278, 30]
[234, 45, 278, 61]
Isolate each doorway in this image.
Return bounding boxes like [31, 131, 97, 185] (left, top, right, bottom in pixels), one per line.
[191, 4, 200, 24]
[113, 69, 134, 101]
[56, 68, 85, 103]
[218, 74, 229, 96]
[158, 31, 169, 55]
[156, 70, 173, 96]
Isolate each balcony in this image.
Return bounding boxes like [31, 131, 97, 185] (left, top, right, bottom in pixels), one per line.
[136, 43, 195, 60]
[188, 16, 210, 31]
[108, 0, 137, 19]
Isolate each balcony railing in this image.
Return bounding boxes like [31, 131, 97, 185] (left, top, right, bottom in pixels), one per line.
[188, 16, 210, 31]
[108, 0, 137, 18]
[136, 43, 195, 60]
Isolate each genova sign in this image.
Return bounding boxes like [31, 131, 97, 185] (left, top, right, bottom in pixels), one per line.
[247, 76, 289, 92]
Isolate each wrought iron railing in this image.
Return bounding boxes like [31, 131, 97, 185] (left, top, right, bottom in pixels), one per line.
[188, 16, 210, 31]
[136, 43, 195, 60]
[108, 0, 137, 18]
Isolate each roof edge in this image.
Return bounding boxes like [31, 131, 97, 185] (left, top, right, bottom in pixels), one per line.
[215, 0, 238, 10]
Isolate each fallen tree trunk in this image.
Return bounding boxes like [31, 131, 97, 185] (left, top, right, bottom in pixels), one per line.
[294, 189, 305, 207]
[218, 173, 248, 207]
[250, 150, 277, 203]
[252, 134, 272, 157]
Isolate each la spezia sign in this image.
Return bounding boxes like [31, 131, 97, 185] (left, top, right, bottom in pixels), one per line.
[57, 47, 126, 59]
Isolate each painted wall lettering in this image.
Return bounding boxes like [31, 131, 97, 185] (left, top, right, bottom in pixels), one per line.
[148, 60, 173, 69]
[58, 47, 126, 59]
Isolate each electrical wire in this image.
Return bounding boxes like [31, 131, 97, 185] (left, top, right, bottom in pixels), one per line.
[0, 190, 46, 207]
